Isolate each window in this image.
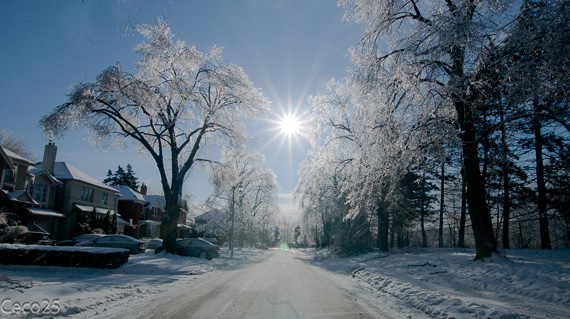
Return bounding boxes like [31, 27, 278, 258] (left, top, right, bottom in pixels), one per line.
[102, 193, 108, 205]
[151, 207, 158, 217]
[81, 187, 94, 202]
[3, 169, 13, 183]
[32, 183, 48, 204]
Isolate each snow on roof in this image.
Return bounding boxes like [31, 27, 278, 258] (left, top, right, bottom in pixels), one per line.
[112, 185, 146, 202]
[144, 194, 164, 209]
[26, 207, 65, 218]
[155, 196, 188, 211]
[139, 220, 161, 225]
[5, 190, 38, 205]
[0, 146, 15, 170]
[28, 167, 64, 185]
[195, 209, 223, 222]
[2, 147, 36, 166]
[52, 162, 119, 193]
[74, 204, 117, 215]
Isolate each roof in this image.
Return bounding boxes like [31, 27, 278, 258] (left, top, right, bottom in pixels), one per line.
[74, 204, 117, 215]
[2, 147, 36, 166]
[0, 146, 15, 171]
[139, 220, 161, 226]
[194, 209, 223, 223]
[51, 162, 119, 193]
[144, 195, 164, 209]
[3, 190, 38, 205]
[157, 196, 188, 211]
[26, 207, 65, 218]
[112, 185, 146, 203]
[28, 168, 64, 185]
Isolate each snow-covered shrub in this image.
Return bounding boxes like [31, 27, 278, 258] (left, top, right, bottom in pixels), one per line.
[0, 245, 130, 268]
[0, 213, 28, 243]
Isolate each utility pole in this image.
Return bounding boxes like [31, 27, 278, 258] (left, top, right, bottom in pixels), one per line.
[229, 183, 242, 258]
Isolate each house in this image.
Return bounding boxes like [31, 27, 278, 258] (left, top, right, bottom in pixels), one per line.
[1, 145, 64, 238]
[114, 184, 192, 239]
[0, 145, 66, 238]
[176, 198, 191, 238]
[46, 161, 121, 240]
[2, 143, 129, 241]
[14, 143, 123, 240]
[113, 184, 164, 238]
[1, 146, 37, 210]
[142, 194, 164, 238]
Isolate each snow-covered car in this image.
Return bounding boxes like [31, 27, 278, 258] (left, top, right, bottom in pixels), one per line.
[56, 234, 104, 246]
[155, 238, 220, 260]
[75, 235, 146, 254]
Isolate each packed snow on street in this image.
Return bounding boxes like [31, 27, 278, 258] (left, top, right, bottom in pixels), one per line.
[0, 247, 568, 318]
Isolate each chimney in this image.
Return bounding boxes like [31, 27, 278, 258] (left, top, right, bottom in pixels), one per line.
[140, 183, 147, 195]
[42, 142, 58, 175]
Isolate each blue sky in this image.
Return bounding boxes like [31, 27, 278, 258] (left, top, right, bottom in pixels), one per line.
[0, 0, 363, 219]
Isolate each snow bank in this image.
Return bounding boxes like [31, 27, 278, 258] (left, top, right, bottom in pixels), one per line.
[307, 248, 570, 319]
[0, 247, 268, 318]
[0, 244, 128, 253]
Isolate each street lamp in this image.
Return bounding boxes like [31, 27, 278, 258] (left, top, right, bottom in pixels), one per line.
[229, 182, 242, 258]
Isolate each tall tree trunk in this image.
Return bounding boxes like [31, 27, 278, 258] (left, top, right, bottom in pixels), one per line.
[481, 114, 490, 187]
[376, 198, 390, 252]
[533, 102, 552, 250]
[390, 218, 395, 249]
[420, 173, 427, 248]
[501, 104, 511, 249]
[161, 191, 181, 253]
[451, 38, 496, 259]
[564, 215, 570, 247]
[456, 98, 497, 260]
[458, 167, 467, 248]
[439, 161, 445, 248]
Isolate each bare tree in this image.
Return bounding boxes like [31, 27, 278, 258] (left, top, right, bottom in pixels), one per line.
[338, 0, 526, 259]
[0, 130, 34, 159]
[208, 145, 279, 254]
[40, 18, 270, 252]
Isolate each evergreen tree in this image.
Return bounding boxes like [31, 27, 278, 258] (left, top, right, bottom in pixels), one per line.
[111, 213, 118, 234]
[399, 168, 438, 248]
[103, 164, 139, 191]
[103, 169, 116, 185]
[103, 211, 112, 234]
[124, 164, 140, 191]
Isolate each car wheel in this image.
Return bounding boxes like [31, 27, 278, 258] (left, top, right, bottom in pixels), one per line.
[198, 251, 208, 259]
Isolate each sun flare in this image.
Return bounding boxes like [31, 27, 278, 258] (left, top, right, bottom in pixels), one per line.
[279, 114, 302, 136]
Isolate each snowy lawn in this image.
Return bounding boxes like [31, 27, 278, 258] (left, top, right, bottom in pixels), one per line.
[304, 248, 570, 319]
[0, 247, 268, 318]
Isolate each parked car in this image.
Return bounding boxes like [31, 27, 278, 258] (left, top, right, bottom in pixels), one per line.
[75, 235, 146, 254]
[145, 238, 163, 249]
[56, 234, 104, 246]
[155, 238, 220, 260]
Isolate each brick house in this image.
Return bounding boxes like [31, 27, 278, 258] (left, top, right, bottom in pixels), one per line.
[113, 184, 164, 238]
[114, 184, 191, 239]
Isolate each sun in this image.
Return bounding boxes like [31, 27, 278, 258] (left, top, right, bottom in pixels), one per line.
[279, 114, 302, 137]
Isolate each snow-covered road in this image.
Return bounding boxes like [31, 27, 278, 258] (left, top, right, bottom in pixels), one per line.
[114, 249, 395, 319]
[1, 247, 568, 318]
